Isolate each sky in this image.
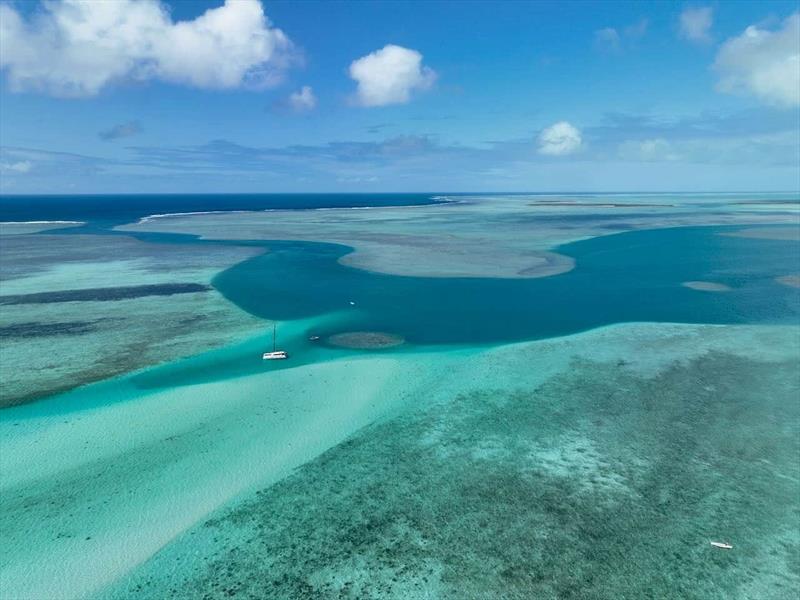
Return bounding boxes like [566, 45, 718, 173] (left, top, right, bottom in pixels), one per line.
[0, 0, 798, 194]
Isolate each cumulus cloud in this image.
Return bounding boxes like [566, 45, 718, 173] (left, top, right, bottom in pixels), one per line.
[538, 122, 583, 156]
[288, 86, 317, 112]
[99, 121, 142, 141]
[349, 44, 436, 107]
[714, 14, 800, 107]
[679, 7, 714, 44]
[0, 160, 33, 173]
[0, 0, 296, 97]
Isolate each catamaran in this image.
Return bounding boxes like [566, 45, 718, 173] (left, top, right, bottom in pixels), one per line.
[263, 323, 288, 360]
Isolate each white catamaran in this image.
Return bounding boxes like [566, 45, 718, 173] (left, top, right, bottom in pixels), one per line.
[263, 323, 288, 360]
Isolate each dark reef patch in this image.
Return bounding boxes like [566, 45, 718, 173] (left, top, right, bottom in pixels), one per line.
[109, 351, 800, 599]
[326, 331, 405, 349]
[0, 283, 211, 305]
[0, 319, 110, 338]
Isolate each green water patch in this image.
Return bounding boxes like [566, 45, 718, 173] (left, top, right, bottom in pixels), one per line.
[106, 349, 800, 599]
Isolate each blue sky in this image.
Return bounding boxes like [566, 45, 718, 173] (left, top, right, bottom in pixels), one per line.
[0, 0, 798, 194]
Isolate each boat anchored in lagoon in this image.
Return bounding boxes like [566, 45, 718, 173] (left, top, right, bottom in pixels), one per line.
[263, 324, 288, 360]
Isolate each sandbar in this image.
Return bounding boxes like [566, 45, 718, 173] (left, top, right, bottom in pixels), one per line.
[776, 274, 800, 288]
[681, 281, 732, 292]
[117, 195, 799, 280]
[722, 227, 800, 241]
[327, 331, 405, 349]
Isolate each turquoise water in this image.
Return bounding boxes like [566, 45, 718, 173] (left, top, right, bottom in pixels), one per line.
[2, 196, 799, 598]
[213, 225, 800, 344]
[122, 224, 800, 393]
[4, 219, 795, 399]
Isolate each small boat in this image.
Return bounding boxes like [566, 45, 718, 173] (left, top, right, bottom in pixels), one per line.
[710, 541, 733, 550]
[263, 324, 288, 360]
[308, 335, 321, 341]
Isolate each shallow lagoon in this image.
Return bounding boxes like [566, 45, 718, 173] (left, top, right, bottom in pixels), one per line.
[126, 224, 799, 393]
[1, 194, 798, 599]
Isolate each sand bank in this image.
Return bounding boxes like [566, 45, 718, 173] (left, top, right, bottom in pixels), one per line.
[0, 351, 454, 599]
[117, 194, 799, 280]
[776, 274, 800, 288]
[722, 226, 800, 241]
[682, 280, 732, 292]
[327, 331, 405, 349]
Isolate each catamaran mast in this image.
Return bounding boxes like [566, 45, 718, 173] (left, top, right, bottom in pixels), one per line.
[273, 323, 277, 352]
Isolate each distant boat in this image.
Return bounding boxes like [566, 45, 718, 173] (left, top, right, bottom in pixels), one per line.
[710, 541, 733, 550]
[308, 335, 321, 341]
[263, 323, 288, 360]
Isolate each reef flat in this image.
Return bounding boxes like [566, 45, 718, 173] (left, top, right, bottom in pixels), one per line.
[1, 194, 798, 599]
[0, 221, 84, 235]
[119, 193, 800, 279]
[0, 231, 264, 406]
[99, 323, 800, 600]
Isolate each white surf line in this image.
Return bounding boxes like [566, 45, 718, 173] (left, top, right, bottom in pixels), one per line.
[136, 210, 251, 224]
[135, 197, 461, 224]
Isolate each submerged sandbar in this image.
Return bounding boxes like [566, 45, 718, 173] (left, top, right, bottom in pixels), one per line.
[776, 274, 800, 288]
[681, 281, 732, 292]
[327, 331, 405, 349]
[722, 226, 800, 241]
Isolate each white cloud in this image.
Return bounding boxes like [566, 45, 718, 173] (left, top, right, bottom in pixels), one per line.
[99, 121, 142, 141]
[594, 28, 621, 52]
[349, 44, 436, 107]
[1, 160, 33, 173]
[618, 139, 681, 162]
[0, 0, 295, 97]
[288, 86, 316, 112]
[538, 122, 583, 156]
[714, 14, 800, 107]
[679, 7, 714, 44]
[625, 18, 649, 39]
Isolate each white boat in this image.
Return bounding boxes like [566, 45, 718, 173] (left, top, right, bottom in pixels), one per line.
[710, 541, 733, 549]
[263, 324, 288, 360]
